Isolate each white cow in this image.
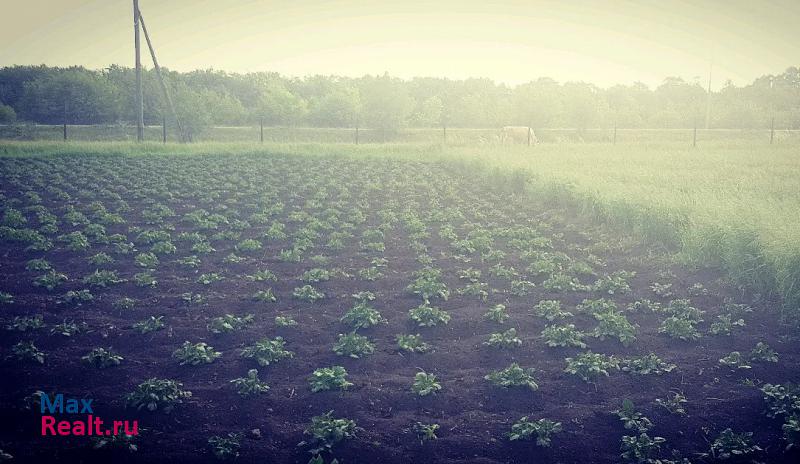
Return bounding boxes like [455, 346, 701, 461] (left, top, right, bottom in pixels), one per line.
[500, 126, 537, 145]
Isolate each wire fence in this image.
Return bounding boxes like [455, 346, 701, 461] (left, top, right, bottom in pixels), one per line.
[1, 124, 797, 145]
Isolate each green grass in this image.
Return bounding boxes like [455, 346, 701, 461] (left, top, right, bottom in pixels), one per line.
[473, 143, 799, 309]
[1, 138, 798, 315]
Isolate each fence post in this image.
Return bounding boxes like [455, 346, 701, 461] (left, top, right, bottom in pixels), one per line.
[259, 117, 264, 143]
[62, 99, 67, 141]
[613, 122, 617, 145]
[355, 125, 359, 145]
[443, 124, 446, 144]
[527, 126, 531, 146]
[770, 116, 775, 145]
[162, 116, 167, 143]
[692, 117, 697, 148]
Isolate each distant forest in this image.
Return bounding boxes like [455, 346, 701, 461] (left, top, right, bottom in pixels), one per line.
[0, 65, 798, 133]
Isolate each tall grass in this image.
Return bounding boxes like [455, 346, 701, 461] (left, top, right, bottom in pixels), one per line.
[438, 142, 800, 315]
[1, 139, 798, 315]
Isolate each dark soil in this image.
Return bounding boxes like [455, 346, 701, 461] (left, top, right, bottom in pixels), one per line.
[0, 153, 797, 464]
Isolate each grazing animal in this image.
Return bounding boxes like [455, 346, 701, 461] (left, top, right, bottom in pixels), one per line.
[500, 126, 537, 145]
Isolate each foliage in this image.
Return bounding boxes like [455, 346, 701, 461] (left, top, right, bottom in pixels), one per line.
[709, 428, 762, 460]
[407, 267, 449, 300]
[172, 341, 222, 366]
[593, 310, 637, 346]
[51, 319, 89, 337]
[230, 369, 269, 396]
[658, 316, 700, 341]
[396, 334, 431, 353]
[299, 411, 359, 455]
[208, 433, 241, 460]
[564, 351, 619, 382]
[483, 304, 509, 323]
[750, 342, 778, 363]
[413, 422, 439, 444]
[82, 347, 123, 368]
[12, 341, 45, 364]
[411, 372, 441, 396]
[309, 366, 352, 392]
[620, 433, 665, 463]
[293, 285, 325, 302]
[621, 353, 676, 375]
[207, 314, 254, 334]
[33, 270, 68, 291]
[332, 332, 375, 358]
[275, 315, 298, 327]
[508, 417, 562, 446]
[408, 302, 451, 327]
[485, 363, 538, 390]
[719, 351, 752, 370]
[656, 392, 687, 416]
[241, 337, 294, 366]
[133, 316, 165, 334]
[92, 433, 138, 452]
[341, 303, 386, 330]
[484, 328, 522, 349]
[615, 399, 653, 433]
[708, 314, 745, 336]
[541, 324, 587, 348]
[252, 288, 277, 303]
[532, 300, 573, 321]
[6, 315, 45, 332]
[126, 378, 191, 413]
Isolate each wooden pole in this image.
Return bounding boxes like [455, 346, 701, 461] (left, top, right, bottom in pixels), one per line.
[527, 126, 531, 146]
[355, 125, 359, 145]
[162, 115, 167, 143]
[138, 8, 185, 142]
[133, 0, 144, 142]
[770, 116, 775, 145]
[63, 98, 67, 141]
[705, 63, 712, 130]
[443, 124, 447, 144]
[613, 122, 617, 145]
[260, 117, 264, 143]
[692, 116, 697, 148]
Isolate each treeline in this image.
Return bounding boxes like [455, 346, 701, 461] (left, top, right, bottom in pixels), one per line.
[1, 64, 799, 133]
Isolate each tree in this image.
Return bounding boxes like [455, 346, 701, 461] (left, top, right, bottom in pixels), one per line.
[561, 82, 602, 131]
[513, 78, 561, 128]
[357, 74, 414, 135]
[410, 96, 443, 127]
[18, 68, 120, 124]
[308, 87, 361, 127]
[0, 103, 16, 123]
[254, 81, 308, 126]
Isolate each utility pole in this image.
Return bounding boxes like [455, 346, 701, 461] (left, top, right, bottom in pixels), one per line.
[138, 7, 185, 142]
[134, 0, 144, 142]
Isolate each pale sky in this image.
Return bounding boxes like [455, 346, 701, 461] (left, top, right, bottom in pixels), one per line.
[0, 0, 798, 89]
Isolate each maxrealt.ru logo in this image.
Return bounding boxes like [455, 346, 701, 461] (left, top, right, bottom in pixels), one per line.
[40, 393, 138, 437]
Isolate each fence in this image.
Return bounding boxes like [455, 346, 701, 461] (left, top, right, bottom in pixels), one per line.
[0, 124, 797, 145]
